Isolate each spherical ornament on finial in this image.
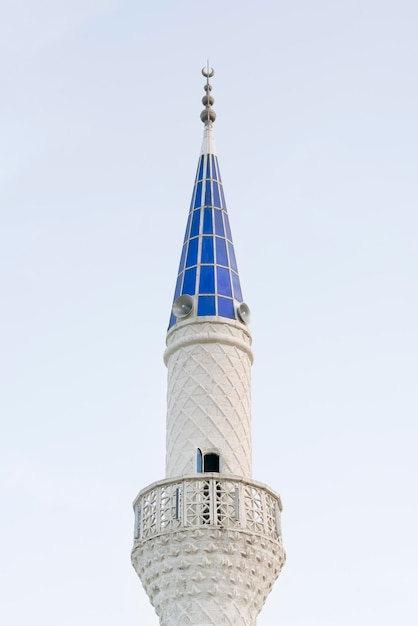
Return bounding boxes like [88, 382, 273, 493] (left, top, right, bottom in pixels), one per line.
[202, 94, 215, 107]
[200, 109, 216, 124]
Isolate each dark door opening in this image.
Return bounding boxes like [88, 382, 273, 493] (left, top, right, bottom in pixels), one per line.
[204, 453, 219, 472]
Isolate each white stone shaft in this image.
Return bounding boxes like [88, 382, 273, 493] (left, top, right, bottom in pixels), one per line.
[200, 124, 217, 155]
[164, 317, 253, 479]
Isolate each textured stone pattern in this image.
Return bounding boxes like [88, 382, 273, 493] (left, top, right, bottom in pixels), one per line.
[132, 478, 286, 626]
[165, 321, 253, 479]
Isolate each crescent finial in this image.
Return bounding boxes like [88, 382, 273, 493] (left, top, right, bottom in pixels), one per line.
[201, 67, 215, 78]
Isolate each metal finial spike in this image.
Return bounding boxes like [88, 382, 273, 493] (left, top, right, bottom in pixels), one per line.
[200, 64, 216, 126]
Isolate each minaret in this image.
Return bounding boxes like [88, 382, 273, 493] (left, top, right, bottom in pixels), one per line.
[131, 67, 286, 626]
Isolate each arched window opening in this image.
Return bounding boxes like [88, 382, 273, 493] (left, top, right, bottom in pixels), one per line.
[204, 453, 219, 473]
[197, 448, 203, 473]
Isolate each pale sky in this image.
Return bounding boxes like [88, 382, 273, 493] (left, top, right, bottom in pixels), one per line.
[1, 1, 417, 625]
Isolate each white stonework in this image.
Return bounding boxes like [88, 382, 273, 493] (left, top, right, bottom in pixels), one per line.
[164, 318, 253, 479]
[132, 475, 286, 626]
[200, 125, 217, 155]
[132, 312, 287, 624]
[132, 78, 285, 624]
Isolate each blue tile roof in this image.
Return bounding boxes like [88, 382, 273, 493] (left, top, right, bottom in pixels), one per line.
[169, 147, 244, 329]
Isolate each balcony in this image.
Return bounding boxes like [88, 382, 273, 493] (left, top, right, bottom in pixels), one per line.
[133, 475, 283, 542]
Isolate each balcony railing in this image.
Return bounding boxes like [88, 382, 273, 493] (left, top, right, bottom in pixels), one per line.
[133, 475, 283, 542]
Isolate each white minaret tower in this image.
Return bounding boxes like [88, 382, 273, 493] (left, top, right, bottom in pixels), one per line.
[132, 67, 286, 625]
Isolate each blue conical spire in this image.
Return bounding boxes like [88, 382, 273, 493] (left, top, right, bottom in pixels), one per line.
[168, 68, 244, 330]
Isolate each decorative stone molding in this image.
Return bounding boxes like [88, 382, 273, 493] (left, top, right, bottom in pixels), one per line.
[164, 318, 253, 365]
[132, 476, 285, 626]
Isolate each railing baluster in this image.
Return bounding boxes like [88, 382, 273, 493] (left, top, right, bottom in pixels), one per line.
[175, 487, 180, 520]
[274, 502, 281, 536]
[134, 505, 140, 539]
[234, 487, 239, 520]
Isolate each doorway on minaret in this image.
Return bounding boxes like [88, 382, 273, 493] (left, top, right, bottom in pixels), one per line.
[204, 453, 219, 472]
[196, 449, 220, 473]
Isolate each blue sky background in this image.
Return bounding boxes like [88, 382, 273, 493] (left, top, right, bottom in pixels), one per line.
[1, 1, 417, 624]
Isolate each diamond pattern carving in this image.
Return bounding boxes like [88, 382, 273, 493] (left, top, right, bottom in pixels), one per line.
[165, 321, 253, 478]
[133, 320, 285, 624]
